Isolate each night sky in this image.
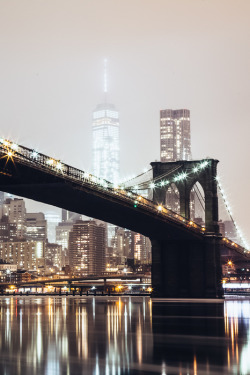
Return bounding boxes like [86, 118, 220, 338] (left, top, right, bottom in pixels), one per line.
[0, 1, 249, 242]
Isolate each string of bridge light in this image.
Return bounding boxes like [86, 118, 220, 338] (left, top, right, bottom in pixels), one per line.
[216, 176, 249, 251]
[127, 160, 211, 193]
[0, 138, 211, 194]
[0, 138, 212, 233]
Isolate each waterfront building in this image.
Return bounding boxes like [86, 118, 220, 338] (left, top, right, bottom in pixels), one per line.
[0, 241, 45, 272]
[68, 220, 105, 276]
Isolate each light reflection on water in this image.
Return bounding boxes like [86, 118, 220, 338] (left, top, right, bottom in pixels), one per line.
[0, 297, 250, 374]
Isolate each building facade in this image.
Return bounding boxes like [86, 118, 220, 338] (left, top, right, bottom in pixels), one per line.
[160, 109, 191, 162]
[26, 212, 47, 242]
[2, 198, 26, 239]
[68, 220, 105, 276]
[92, 103, 120, 184]
[0, 241, 45, 271]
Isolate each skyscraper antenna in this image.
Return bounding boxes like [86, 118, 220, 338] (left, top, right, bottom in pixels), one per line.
[104, 58, 108, 99]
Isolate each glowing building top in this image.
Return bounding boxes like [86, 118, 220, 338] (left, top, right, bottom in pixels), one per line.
[160, 109, 191, 162]
[92, 60, 120, 183]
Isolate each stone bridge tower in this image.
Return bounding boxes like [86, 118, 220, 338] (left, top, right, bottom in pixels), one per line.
[150, 159, 223, 298]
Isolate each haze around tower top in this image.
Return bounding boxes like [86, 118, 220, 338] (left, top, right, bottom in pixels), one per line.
[0, 0, 249, 237]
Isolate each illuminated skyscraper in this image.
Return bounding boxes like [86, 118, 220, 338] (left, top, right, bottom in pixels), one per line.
[92, 61, 119, 247]
[160, 109, 191, 162]
[92, 60, 120, 184]
[68, 220, 105, 275]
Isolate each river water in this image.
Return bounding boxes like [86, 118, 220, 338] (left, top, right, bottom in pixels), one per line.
[0, 296, 249, 374]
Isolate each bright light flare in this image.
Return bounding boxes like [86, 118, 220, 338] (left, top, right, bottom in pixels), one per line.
[11, 143, 18, 151]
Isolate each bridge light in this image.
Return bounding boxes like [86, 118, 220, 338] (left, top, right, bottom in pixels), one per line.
[134, 200, 138, 208]
[193, 166, 199, 173]
[157, 205, 163, 212]
[201, 227, 205, 231]
[56, 162, 63, 170]
[47, 159, 54, 165]
[31, 151, 38, 158]
[180, 173, 187, 180]
[147, 287, 153, 293]
[11, 143, 18, 151]
[160, 181, 165, 187]
[189, 221, 193, 226]
[7, 151, 13, 157]
[149, 182, 155, 189]
[3, 140, 9, 146]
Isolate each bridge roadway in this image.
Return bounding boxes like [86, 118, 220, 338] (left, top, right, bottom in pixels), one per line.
[0, 139, 249, 298]
[0, 274, 147, 289]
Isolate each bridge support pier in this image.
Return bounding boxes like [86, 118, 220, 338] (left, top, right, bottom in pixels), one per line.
[151, 236, 223, 298]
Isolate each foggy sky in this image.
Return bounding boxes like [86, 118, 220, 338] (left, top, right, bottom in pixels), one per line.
[0, 1, 249, 241]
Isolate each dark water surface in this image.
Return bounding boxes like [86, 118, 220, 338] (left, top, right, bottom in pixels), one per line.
[0, 296, 249, 374]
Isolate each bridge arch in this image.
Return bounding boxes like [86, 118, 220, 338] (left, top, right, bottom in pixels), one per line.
[151, 159, 219, 233]
[165, 183, 180, 214]
[189, 181, 205, 224]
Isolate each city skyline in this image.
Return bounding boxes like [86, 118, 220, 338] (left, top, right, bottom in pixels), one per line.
[0, 0, 249, 241]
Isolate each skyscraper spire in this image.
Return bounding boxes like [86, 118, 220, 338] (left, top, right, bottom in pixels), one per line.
[104, 58, 108, 100]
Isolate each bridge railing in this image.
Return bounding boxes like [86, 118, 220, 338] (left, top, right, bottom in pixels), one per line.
[0, 138, 248, 255]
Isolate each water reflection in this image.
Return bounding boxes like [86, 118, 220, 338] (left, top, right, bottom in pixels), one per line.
[0, 297, 250, 374]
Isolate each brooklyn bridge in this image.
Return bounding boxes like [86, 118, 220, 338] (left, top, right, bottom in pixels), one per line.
[0, 139, 248, 298]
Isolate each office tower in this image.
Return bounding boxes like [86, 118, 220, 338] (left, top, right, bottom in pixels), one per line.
[134, 233, 151, 264]
[68, 220, 105, 276]
[2, 198, 26, 239]
[56, 221, 74, 250]
[109, 227, 135, 267]
[0, 216, 17, 243]
[92, 103, 120, 183]
[92, 60, 119, 184]
[92, 60, 119, 247]
[160, 109, 191, 162]
[26, 212, 47, 242]
[45, 243, 64, 271]
[45, 211, 60, 243]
